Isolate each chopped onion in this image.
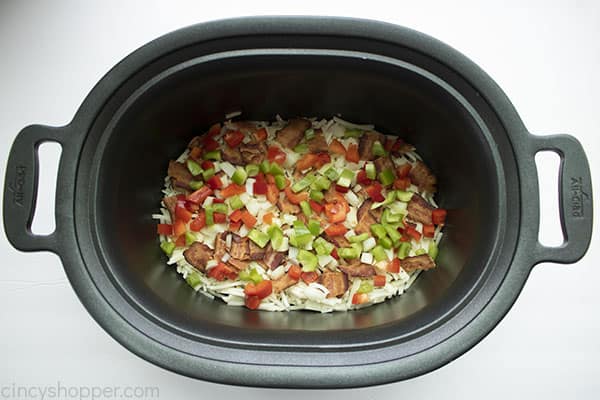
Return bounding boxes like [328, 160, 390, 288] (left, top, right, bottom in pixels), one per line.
[363, 237, 376, 251]
[288, 246, 299, 262]
[360, 252, 374, 264]
[221, 253, 231, 262]
[225, 110, 242, 119]
[206, 260, 218, 270]
[219, 162, 236, 177]
[202, 196, 214, 207]
[225, 234, 232, 249]
[344, 229, 356, 240]
[270, 266, 285, 280]
[245, 178, 255, 196]
[318, 255, 334, 267]
[345, 190, 360, 207]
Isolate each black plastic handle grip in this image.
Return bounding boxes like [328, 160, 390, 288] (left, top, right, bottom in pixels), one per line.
[530, 134, 593, 264]
[3, 125, 66, 253]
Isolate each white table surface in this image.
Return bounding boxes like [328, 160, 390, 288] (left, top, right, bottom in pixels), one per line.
[1, 0, 598, 398]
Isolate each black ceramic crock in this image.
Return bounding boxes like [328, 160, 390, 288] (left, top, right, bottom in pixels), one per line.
[3, 17, 593, 388]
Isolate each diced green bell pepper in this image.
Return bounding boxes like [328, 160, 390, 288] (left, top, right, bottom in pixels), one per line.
[300, 200, 312, 217]
[298, 249, 318, 271]
[227, 195, 244, 210]
[202, 168, 215, 181]
[291, 174, 316, 193]
[259, 160, 270, 173]
[378, 236, 393, 249]
[397, 242, 411, 259]
[160, 241, 175, 256]
[371, 245, 388, 262]
[365, 162, 376, 180]
[344, 129, 362, 138]
[304, 128, 315, 140]
[245, 163, 260, 177]
[428, 241, 439, 260]
[323, 167, 339, 181]
[205, 207, 214, 226]
[185, 271, 202, 288]
[293, 143, 308, 154]
[337, 169, 354, 188]
[274, 174, 287, 190]
[357, 280, 374, 293]
[248, 229, 270, 248]
[310, 190, 324, 202]
[268, 226, 285, 251]
[189, 180, 204, 190]
[269, 163, 284, 176]
[338, 243, 362, 259]
[396, 190, 414, 202]
[313, 237, 334, 256]
[370, 224, 387, 240]
[203, 150, 221, 161]
[231, 167, 248, 185]
[415, 248, 427, 256]
[307, 219, 321, 236]
[348, 232, 369, 243]
[239, 267, 263, 284]
[212, 203, 228, 214]
[379, 168, 395, 186]
[185, 231, 196, 246]
[372, 140, 387, 157]
[186, 159, 203, 176]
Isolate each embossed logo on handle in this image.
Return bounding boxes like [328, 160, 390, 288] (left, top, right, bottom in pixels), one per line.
[7, 165, 26, 207]
[570, 176, 589, 218]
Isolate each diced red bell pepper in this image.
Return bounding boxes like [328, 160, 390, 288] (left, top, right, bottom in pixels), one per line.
[184, 201, 199, 213]
[324, 223, 348, 237]
[352, 293, 369, 305]
[373, 275, 386, 287]
[266, 183, 279, 204]
[173, 219, 187, 237]
[316, 152, 331, 168]
[213, 212, 227, 224]
[284, 187, 309, 205]
[331, 248, 339, 259]
[202, 137, 219, 151]
[244, 280, 273, 299]
[254, 127, 267, 141]
[201, 160, 214, 170]
[393, 177, 411, 190]
[157, 223, 173, 236]
[208, 262, 238, 281]
[206, 123, 221, 137]
[300, 271, 319, 284]
[423, 224, 436, 238]
[296, 153, 318, 171]
[405, 226, 422, 241]
[397, 163, 412, 178]
[189, 147, 202, 161]
[189, 212, 206, 232]
[229, 220, 242, 232]
[345, 144, 360, 163]
[365, 182, 385, 202]
[324, 202, 347, 223]
[356, 169, 372, 185]
[175, 202, 193, 222]
[267, 145, 287, 165]
[391, 137, 406, 152]
[309, 200, 324, 213]
[328, 139, 346, 155]
[220, 183, 246, 198]
[224, 130, 244, 148]
[176, 194, 187, 202]
[245, 295, 261, 310]
[335, 185, 349, 193]
[206, 175, 223, 190]
[432, 209, 447, 225]
[187, 186, 213, 205]
[229, 209, 244, 223]
[387, 258, 400, 273]
[212, 198, 225, 204]
[253, 179, 268, 195]
[174, 234, 186, 247]
[288, 265, 302, 280]
[240, 211, 257, 228]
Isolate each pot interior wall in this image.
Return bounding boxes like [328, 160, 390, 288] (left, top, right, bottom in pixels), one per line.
[93, 53, 500, 346]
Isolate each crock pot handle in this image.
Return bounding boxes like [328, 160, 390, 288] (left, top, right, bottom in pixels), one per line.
[530, 134, 593, 264]
[3, 125, 66, 253]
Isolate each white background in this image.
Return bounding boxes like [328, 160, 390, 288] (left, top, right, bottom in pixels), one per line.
[1, 0, 598, 398]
